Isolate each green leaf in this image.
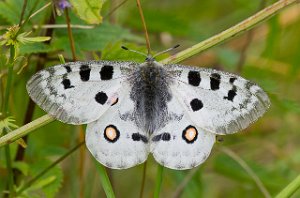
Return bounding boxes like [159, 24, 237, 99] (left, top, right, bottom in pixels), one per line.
[27, 159, 63, 198]
[0, 0, 22, 24]
[20, 36, 51, 43]
[29, 176, 56, 191]
[69, 0, 103, 24]
[19, 43, 55, 54]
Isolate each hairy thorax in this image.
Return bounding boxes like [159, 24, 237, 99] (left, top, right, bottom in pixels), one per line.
[129, 62, 172, 134]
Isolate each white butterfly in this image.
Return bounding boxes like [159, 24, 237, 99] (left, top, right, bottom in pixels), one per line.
[26, 52, 270, 170]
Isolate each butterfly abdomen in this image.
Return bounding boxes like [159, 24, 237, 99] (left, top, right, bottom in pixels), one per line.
[130, 63, 172, 134]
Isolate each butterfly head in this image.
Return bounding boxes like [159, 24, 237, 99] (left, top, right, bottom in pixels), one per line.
[121, 44, 180, 65]
[145, 55, 155, 64]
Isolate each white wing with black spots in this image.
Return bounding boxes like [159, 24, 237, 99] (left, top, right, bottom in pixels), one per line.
[26, 61, 137, 124]
[166, 64, 270, 134]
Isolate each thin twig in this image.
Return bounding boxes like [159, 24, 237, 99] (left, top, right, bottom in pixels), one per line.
[104, 0, 129, 20]
[65, 9, 77, 61]
[18, 0, 28, 26]
[21, 2, 52, 26]
[236, 0, 266, 73]
[220, 147, 271, 198]
[32, 24, 95, 29]
[136, 0, 151, 55]
[172, 168, 199, 198]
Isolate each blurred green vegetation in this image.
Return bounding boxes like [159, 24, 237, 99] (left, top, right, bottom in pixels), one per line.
[1, 0, 300, 197]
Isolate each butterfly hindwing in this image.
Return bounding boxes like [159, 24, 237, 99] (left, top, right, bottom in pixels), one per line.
[150, 94, 216, 170]
[26, 61, 137, 124]
[166, 64, 270, 134]
[86, 83, 149, 169]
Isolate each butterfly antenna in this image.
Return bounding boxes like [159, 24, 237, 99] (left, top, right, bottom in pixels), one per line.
[153, 44, 180, 58]
[121, 46, 148, 58]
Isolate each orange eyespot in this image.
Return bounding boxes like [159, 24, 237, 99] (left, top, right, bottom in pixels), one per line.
[182, 125, 198, 143]
[104, 125, 120, 143]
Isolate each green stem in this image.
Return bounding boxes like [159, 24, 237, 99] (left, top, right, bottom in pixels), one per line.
[3, 129, 14, 198]
[3, 47, 15, 114]
[0, 115, 54, 147]
[161, 0, 299, 64]
[154, 164, 164, 198]
[2, 46, 16, 197]
[65, 8, 77, 61]
[17, 141, 85, 195]
[0, 0, 298, 148]
[275, 175, 300, 198]
[139, 162, 147, 198]
[94, 162, 115, 198]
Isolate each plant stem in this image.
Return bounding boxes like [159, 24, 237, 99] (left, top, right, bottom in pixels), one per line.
[136, 0, 151, 55]
[65, 8, 77, 61]
[18, 0, 28, 26]
[17, 141, 85, 195]
[1, 45, 16, 198]
[275, 175, 300, 198]
[154, 164, 164, 198]
[221, 147, 271, 198]
[161, 0, 299, 64]
[0, 115, 55, 147]
[94, 162, 115, 198]
[172, 168, 199, 198]
[139, 162, 147, 198]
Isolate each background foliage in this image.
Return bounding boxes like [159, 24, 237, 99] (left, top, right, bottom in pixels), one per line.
[1, 0, 300, 197]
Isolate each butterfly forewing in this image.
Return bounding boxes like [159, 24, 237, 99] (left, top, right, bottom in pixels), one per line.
[166, 64, 270, 134]
[26, 61, 137, 124]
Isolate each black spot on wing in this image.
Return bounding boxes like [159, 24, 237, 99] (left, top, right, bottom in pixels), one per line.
[132, 133, 148, 143]
[210, 73, 221, 90]
[229, 77, 237, 83]
[79, 65, 91, 81]
[64, 65, 72, 73]
[152, 133, 171, 141]
[162, 133, 171, 141]
[190, 98, 203, 111]
[224, 86, 237, 101]
[95, 92, 108, 105]
[188, 71, 201, 86]
[62, 78, 74, 89]
[100, 65, 114, 80]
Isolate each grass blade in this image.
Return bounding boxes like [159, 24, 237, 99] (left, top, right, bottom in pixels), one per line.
[275, 175, 300, 198]
[94, 161, 115, 198]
